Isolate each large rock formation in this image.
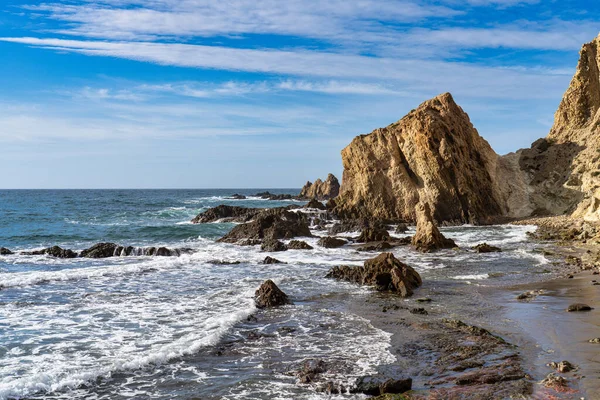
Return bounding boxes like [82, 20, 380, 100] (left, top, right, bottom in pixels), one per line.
[299, 174, 340, 200]
[332, 93, 504, 224]
[411, 203, 457, 252]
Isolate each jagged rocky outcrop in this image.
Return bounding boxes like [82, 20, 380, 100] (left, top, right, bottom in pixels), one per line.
[411, 203, 456, 252]
[255, 280, 291, 308]
[80, 243, 188, 258]
[332, 93, 504, 224]
[191, 205, 263, 223]
[0, 247, 13, 255]
[299, 174, 340, 200]
[326, 252, 422, 297]
[22, 246, 77, 258]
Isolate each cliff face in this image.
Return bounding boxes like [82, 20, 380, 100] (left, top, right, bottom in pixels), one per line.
[299, 174, 340, 200]
[333, 93, 504, 224]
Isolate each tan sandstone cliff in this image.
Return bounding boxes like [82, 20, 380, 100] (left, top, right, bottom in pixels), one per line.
[299, 174, 340, 200]
[332, 92, 505, 224]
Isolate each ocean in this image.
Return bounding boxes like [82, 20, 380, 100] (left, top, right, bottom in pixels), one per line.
[0, 189, 551, 399]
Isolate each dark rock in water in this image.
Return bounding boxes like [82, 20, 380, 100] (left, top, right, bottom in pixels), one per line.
[547, 360, 575, 373]
[541, 373, 569, 389]
[326, 253, 422, 297]
[191, 205, 262, 223]
[263, 256, 283, 264]
[357, 227, 391, 243]
[317, 236, 347, 248]
[208, 259, 241, 265]
[296, 359, 327, 383]
[395, 223, 408, 233]
[218, 208, 311, 243]
[356, 241, 393, 252]
[516, 290, 543, 301]
[255, 279, 291, 308]
[22, 246, 77, 258]
[304, 198, 326, 210]
[261, 239, 288, 252]
[474, 243, 502, 253]
[410, 307, 428, 315]
[416, 297, 432, 303]
[229, 194, 247, 200]
[352, 375, 412, 395]
[589, 337, 600, 343]
[328, 218, 385, 235]
[566, 303, 593, 312]
[254, 191, 297, 201]
[287, 240, 313, 250]
[80, 242, 119, 258]
[0, 247, 13, 255]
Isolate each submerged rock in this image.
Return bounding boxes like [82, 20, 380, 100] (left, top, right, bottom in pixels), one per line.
[474, 243, 502, 253]
[299, 174, 340, 200]
[326, 253, 422, 297]
[540, 373, 569, 389]
[218, 208, 311, 243]
[228, 194, 247, 200]
[296, 359, 327, 384]
[255, 279, 291, 308]
[261, 239, 288, 252]
[191, 205, 262, 223]
[566, 303, 593, 312]
[287, 240, 313, 250]
[80, 243, 186, 258]
[317, 237, 347, 248]
[22, 246, 78, 258]
[547, 360, 575, 373]
[263, 256, 283, 264]
[412, 203, 456, 252]
[0, 247, 13, 255]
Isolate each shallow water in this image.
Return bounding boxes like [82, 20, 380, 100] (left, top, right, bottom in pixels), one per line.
[0, 190, 555, 399]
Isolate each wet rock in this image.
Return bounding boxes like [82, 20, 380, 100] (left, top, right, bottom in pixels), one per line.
[296, 359, 327, 384]
[566, 303, 593, 312]
[410, 307, 428, 315]
[304, 198, 326, 210]
[357, 241, 393, 252]
[473, 243, 502, 253]
[547, 360, 575, 373]
[80, 243, 119, 258]
[412, 203, 456, 252]
[395, 223, 408, 233]
[228, 194, 247, 200]
[191, 205, 262, 223]
[287, 240, 313, 250]
[255, 279, 291, 308]
[22, 246, 78, 258]
[352, 376, 412, 396]
[0, 247, 13, 255]
[540, 373, 569, 389]
[218, 208, 311, 243]
[254, 191, 297, 201]
[326, 253, 422, 297]
[208, 259, 241, 265]
[588, 337, 600, 343]
[357, 227, 391, 243]
[263, 256, 283, 264]
[261, 239, 288, 252]
[317, 237, 347, 248]
[315, 381, 343, 395]
[516, 290, 543, 301]
[416, 298, 432, 303]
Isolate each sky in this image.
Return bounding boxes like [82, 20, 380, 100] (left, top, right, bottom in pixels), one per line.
[0, 0, 598, 189]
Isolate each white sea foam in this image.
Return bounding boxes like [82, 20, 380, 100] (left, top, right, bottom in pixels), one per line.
[453, 273, 489, 280]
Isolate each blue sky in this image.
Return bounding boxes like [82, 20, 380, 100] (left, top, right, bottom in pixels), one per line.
[0, 0, 598, 189]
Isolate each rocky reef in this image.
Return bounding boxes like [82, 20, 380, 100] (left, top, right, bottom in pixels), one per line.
[299, 174, 340, 200]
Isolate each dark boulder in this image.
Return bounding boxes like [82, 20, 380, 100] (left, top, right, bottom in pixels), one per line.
[473, 243, 502, 253]
[254, 191, 296, 200]
[326, 253, 422, 297]
[22, 246, 78, 258]
[566, 303, 593, 312]
[263, 256, 283, 264]
[395, 223, 409, 233]
[191, 205, 262, 223]
[80, 243, 119, 258]
[0, 247, 12, 255]
[357, 227, 390, 243]
[218, 208, 311, 243]
[352, 376, 412, 396]
[287, 240, 314, 250]
[255, 279, 291, 308]
[296, 359, 327, 384]
[261, 239, 288, 252]
[229, 194, 247, 200]
[304, 199, 326, 210]
[356, 242, 393, 252]
[317, 237, 347, 248]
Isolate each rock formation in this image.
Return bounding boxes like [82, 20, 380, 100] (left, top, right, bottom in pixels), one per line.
[332, 92, 504, 224]
[255, 279, 291, 308]
[191, 205, 263, 223]
[299, 174, 340, 200]
[317, 236, 347, 248]
[22, 246, 77, 258]
[326, 252, 422, 297]
[0, 247, 13, 255]
[411, 203, 456, 252]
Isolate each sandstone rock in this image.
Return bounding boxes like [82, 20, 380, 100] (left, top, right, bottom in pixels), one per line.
[0, 247, 12, 255]
[317, 236, 347, 248]
[304, 198, 326, 210]
[411, 203, 457, 252]
[261, 239, 288, 252]
[191, 205, 262, 223]
[326, 253, 422, 297]
[255, 279, 291, 308]
[566, 303, 593, 312]
[473, 243, 502, 253]
[299, 174, 340, 200]
[218, 208, 311, 243]
[357, 227, 391, 243]
[263, 256, 283, 264]
[80, 243, 119, 258]
[333, 93, 504, 224]
[287, 240, 313, 250]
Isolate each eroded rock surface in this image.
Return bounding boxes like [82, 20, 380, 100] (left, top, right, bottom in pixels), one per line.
[219, 208, 311, 244]
[299, 174, 340, 200]
[411, 203, 456, 252]
[255, 279, 291, 308]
